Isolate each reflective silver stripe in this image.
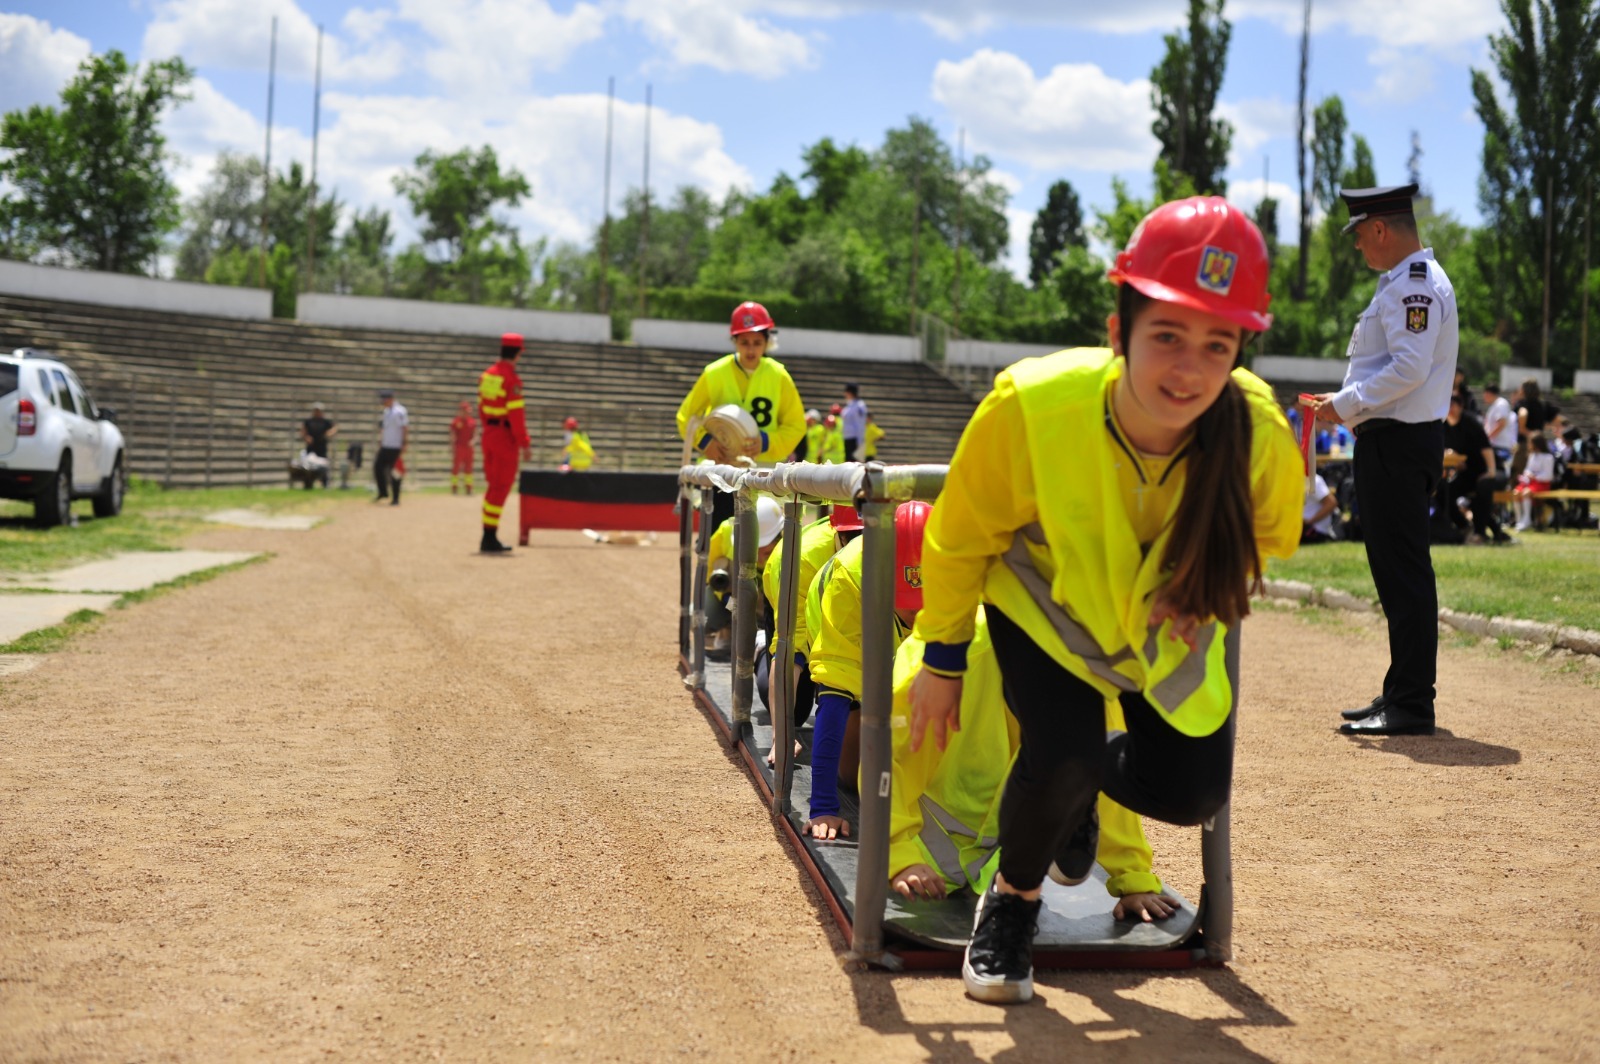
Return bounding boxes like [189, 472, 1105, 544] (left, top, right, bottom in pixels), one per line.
[1002, 526, 1139, 693]
[1148, 620, 1218, 712]
[915, 796, 968, 884]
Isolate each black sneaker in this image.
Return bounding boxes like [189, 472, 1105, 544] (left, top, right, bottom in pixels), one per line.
[962, 882, 1040, 1004]
[1047, 804, 1098, 886]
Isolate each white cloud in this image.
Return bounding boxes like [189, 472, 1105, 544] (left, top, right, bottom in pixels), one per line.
[1232, 0, 1501, 52]
[142, 0, 405, 84]
[1003, 206, 1033, 280]
[162, 76, 312, 203]
[621, 0, 817, 79]
[0, 14, 92, 114]
[931, 49, 1157, 172]
[392, 0, 605, 97]
[1225, 177, 1302, 236]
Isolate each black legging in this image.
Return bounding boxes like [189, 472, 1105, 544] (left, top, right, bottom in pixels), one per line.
[986, 605, 1235, 893]
[756, 649, 816, 728]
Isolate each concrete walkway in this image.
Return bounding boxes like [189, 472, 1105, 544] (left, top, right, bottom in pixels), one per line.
[6, 550, 260, 594]
[0, 594, 122, 645]
[204, 509, 324, 532]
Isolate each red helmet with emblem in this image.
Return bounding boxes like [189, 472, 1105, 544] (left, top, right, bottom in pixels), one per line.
[564, 417, 578, 430]
[829, 504, 864, 532]
[895, 501, 931, 612]
[1107, 197, 1272, 333]
[729, 301, 776, 337]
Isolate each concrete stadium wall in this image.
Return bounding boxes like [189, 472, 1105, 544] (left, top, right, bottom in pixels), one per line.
[946, 340, 1062, 368]
[1573, 370, 1600, 394]
[1249, 355, 1348, 384]
[1501, 365, 1553, 392]
[0, 259, 271, 320]
[298, 293, 610, 343]
[631, 318, 920, 362]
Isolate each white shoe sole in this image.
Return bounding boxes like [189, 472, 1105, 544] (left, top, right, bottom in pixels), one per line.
[1046, 860, 1088, 887]
[962, 957, 1033, 1004]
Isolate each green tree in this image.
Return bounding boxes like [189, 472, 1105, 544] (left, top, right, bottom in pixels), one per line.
[392, 146, 534, 303]
[1470, 0, 1600, 369]
[801, 138, 870, 214]
[0, 49, 192, 272]
[336, 207, 395, 296]
[1150, 0, 1234, 195]
[1028, 179, 1086, 286]
[175, 152, 262, 281]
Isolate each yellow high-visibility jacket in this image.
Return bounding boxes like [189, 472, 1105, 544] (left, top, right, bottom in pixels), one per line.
[761, 517, 839, 662]
[805, 423, 826, 462]
[807, 535, 910, 701]
[863, 419, 884, 459]
[915, 348, 1303, 738]
[675, 353, 806, 463]
[821, 426, 846, 464]
[563, 430, 594, 470]
[890, 609, 1163, 898]
[706, 517, 734, 587]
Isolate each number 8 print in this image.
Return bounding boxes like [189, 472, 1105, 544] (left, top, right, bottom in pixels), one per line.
[749, 397, 773, 427]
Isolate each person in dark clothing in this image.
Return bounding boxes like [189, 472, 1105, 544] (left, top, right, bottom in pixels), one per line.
[1441, 394, 1510, 544]
[1516, 378, 1550, 436]
[301, 403, 338, 458]
[1451, 369, 1477, 416]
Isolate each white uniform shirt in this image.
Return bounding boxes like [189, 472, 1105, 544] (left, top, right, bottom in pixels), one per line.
[842, 397, 869, 439]
[1482, 395, 1518, 451]
[1303, 474, 1336, 537]
[380, 403, 409, 449]
[1331, 248, 1458, 427]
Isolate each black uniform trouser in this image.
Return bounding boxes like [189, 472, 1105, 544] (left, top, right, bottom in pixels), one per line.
[1353, 421, 1443, 715]
[1471, 472, 1509, 538]
[987, 606, 1235, 893]
[844, 437, 861, 462]
[374, 446, 402, 501]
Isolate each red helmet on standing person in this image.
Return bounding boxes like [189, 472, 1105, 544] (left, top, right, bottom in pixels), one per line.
[895, 501, 931, 611]
[501, 332, 524, 352]
[729, 301, 777, 337]
[564, 417, 579, 430]
[1106, 197, 1272, 333]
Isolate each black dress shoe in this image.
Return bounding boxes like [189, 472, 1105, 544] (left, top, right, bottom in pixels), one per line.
[1339, 706, 1435, 736]
[1341, 694, 1390, 721]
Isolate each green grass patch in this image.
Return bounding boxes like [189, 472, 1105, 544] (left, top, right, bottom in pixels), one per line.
[0, 480, 342, 575]
[115, 556, 268, 607]
[0, 608, 103, 653]
[1268, 535, 1600, 631]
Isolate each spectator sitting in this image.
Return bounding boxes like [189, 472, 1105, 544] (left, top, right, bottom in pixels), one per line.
[1451, 368, 1477, 415]
[1481, 382, 1518, 467]
[1301, 473, 1339, 544]
[1516, 378, 1552, 436]
[1442, 393, 1511, 545]
[1513, 432, 1555, 531]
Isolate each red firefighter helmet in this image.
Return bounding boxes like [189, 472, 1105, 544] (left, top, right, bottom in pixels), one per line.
[501, 331, 524, 351]
[563, 417, 579, 430]
[824, 414, 837, 428]
[829, 504, 864, 532]
[895, 501, 931, 612]
[829, 403, 843, 416]
[1107, 196, 1272, 333]
[729, 301, 777, 337]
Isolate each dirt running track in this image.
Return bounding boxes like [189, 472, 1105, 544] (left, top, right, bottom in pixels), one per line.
[2, 494, 1598, 1063]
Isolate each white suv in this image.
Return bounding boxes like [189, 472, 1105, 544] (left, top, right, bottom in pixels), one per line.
[0, 349, 127, 526]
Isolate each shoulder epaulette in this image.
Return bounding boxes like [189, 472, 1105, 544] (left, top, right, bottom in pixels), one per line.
[1409, 261, 1428, 279]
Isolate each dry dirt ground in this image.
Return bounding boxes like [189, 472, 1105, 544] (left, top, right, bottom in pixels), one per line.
[2, 493, 1598, 1063]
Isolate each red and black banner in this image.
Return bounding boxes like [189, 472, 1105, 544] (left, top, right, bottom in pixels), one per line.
[518, 470, 681, 543]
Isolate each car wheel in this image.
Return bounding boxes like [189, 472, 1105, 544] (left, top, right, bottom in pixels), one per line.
[92, 456, 125, 518]
[34, 460, 71, 528]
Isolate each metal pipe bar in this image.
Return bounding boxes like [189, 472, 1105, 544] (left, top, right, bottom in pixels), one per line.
[677, 487, 693, 656]
[731, 488, 759, 733]
[1200, 625, 1241, 963]
[679, 462, 948, 507]
[771, 498, 804, 815]
[686, 487, 713, 691]
[849, 496, 897, 964]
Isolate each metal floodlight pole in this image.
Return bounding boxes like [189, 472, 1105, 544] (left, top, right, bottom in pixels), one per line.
[258, 16, 278, 292]
[731, 487, 760, 737]
[1199, 626, 1241, 963]
[637, 83, 652, 317]
[771, 497, 805, 815]
[850, 489, 897, 964]
[304, 24, 323, 293]
[600, 76, 614, 315]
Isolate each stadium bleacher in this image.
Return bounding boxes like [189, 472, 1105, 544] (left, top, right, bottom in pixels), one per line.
[0, 294, 979, 488]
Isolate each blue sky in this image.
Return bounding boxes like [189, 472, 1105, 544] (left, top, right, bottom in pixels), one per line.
[1, 1, 1505, 277]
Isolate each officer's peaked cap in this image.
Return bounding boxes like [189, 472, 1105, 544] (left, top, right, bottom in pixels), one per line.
[1338, 183, 1419, 234]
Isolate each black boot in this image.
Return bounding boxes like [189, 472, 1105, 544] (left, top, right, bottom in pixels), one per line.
[480, 528, 512, 553]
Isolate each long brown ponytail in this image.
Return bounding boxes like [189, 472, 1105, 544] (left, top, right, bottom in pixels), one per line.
[1118, 286, 1261, 625]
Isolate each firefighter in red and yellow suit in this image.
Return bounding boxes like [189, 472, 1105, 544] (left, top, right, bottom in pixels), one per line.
[478, 332, 532, 553]
[450, 400, 478, 495]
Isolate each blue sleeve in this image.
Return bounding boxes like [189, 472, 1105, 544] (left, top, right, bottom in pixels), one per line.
[808, 692, 853, 819]
[922, 640, 969, 675]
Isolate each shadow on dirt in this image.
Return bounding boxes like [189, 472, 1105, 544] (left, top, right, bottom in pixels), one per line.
[1345, 728, 1521, 766]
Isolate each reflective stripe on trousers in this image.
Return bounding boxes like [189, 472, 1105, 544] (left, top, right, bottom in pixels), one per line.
[916, 794, 997, 889]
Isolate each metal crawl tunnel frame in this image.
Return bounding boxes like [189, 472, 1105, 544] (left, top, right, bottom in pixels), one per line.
[676, 460, 1236, 972]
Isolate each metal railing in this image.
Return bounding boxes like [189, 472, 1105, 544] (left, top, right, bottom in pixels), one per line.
[678, 458, 1239, 968]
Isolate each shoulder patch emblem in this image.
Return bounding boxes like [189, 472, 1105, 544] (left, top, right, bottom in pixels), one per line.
[1196, 246, 1238, 295]
[1410, 261, 1428, 278]
[1402, 294, 1433, 306]
[902, 564, 922, 589]
[1406, 306, 1430, 334]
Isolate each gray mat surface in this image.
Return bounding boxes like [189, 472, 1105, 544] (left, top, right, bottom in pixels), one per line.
[697, 659, 1201, 951]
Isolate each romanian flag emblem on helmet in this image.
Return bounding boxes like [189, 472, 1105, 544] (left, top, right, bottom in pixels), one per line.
[1196, 246, 1238, 295]
[902, 564, 922, 588]
[742, 314, 755, 328]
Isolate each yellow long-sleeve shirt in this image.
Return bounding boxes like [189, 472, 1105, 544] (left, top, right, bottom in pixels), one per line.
[761, 517, 839, 661]
[806, 535, 909, 701]
[914, 349, 1303, 736]
[889, 609, 1163, 897]
[675, 353, 806, 463]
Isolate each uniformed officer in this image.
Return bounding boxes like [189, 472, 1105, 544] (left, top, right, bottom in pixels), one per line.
[1312, 183, 1458, 737]
[478, 332, 532, 553]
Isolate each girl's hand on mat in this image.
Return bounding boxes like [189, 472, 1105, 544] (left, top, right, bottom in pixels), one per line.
[892, 864, 948, 901]
[1114, 892, 1179, 922]
[1147, 597, 1204, 652]
[908, 670, 962, 753]
[804, 815, 851, 841]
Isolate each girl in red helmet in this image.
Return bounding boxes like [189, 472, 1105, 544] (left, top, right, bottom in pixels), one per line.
[906, 197, 1304, 1004]
[560, 416, 594, 472]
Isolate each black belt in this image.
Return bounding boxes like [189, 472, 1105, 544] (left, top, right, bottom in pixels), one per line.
[485, 417, 509, 426]
[1351, 417, 1439, 438]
